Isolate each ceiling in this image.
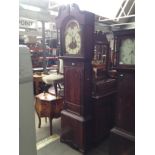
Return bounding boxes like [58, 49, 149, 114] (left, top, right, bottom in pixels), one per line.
[19, 0, 135, 32]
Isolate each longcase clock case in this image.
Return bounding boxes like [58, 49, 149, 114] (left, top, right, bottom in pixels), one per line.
[56, 4, 94, 152]
[109, 29, 135, 155]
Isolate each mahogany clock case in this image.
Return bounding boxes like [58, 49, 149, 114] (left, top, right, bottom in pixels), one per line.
[113, 29, 135, 134]
[56, 4, 95, 152]
[109, 29, 135, 155]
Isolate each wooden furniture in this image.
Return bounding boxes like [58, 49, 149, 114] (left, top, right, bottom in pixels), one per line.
[42, 73, 64, 96]
[56, 4, 94, 152]
[91, 31, 117, 145]
[35, 93, 63, 135]
[109, 128, 135, 155]
[109, 29, 135, 155]
[42, 59, 64, 96]
[92, 31, 109, 73]
[33, 73, 47, 95]
[92, 79, 117, 144]
[56, 4, 117, 152]
[33, 69, 63, 96]
[92, 31, 112, 84]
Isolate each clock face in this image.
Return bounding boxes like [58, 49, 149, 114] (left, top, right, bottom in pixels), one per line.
[64, 19, 81, 55]
[119, 38, 135, 65]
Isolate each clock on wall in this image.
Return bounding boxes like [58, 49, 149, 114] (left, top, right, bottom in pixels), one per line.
[64, 19, 82, 55]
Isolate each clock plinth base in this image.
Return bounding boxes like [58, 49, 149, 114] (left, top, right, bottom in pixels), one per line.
[109, 128, 135, 155]
[60, 110, 92, 153]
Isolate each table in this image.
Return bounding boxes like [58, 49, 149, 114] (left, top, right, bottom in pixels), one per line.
[42, 73, 64, 96]
[35, 93, 63, 135]
[33, 71, 63, 96]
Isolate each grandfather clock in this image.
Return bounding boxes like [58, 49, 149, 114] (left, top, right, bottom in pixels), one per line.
[109, 29, 135, 155]
[56, 4, 94, 152]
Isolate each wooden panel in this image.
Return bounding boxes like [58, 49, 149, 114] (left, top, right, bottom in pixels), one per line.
[66, 103, 81, 115]
[92, 79, 117, 96]
[92, 93, 116, 144]
[35, 100, 51, 117]
[64, 63, 84, 114]
[109, 128, 135, 155]
[115, 69, 135, 134]
[61, 110, 92, 153]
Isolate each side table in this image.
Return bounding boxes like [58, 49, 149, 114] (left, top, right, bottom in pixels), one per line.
[35, 92, 63, 135]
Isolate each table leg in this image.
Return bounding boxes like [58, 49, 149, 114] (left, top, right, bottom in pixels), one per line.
[49, 117, 53, 135]
[54, 82, 58, 96]
[36, 112, 41, 128]
[35, 99, 41, 128]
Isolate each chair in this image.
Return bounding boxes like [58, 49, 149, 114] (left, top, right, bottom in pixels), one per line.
[42, 58, 64, 96]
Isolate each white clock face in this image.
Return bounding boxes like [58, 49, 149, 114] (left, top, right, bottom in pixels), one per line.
[65, 20, 81, 55]
[119, 38, 135, 65]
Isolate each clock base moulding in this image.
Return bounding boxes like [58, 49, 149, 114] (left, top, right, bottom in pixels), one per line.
[60, 110, 92, 153]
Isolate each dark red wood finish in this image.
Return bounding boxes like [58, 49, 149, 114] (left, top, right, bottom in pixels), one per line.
[109, 30, 135, 155]
[64, 61, 84, 115]
[109, 128, 135, 155]
[114, 30, 135, 133]
[56, 4, 94, 152]
[56, 4, 132, 153]
[61, 111, 92, 152]
[92, 93, 116, 144]
[115, 69, 135, 134]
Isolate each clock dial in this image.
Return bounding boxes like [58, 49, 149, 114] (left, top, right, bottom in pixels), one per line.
[119, 38, 135, 65]
[65, 20, 81, 55]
